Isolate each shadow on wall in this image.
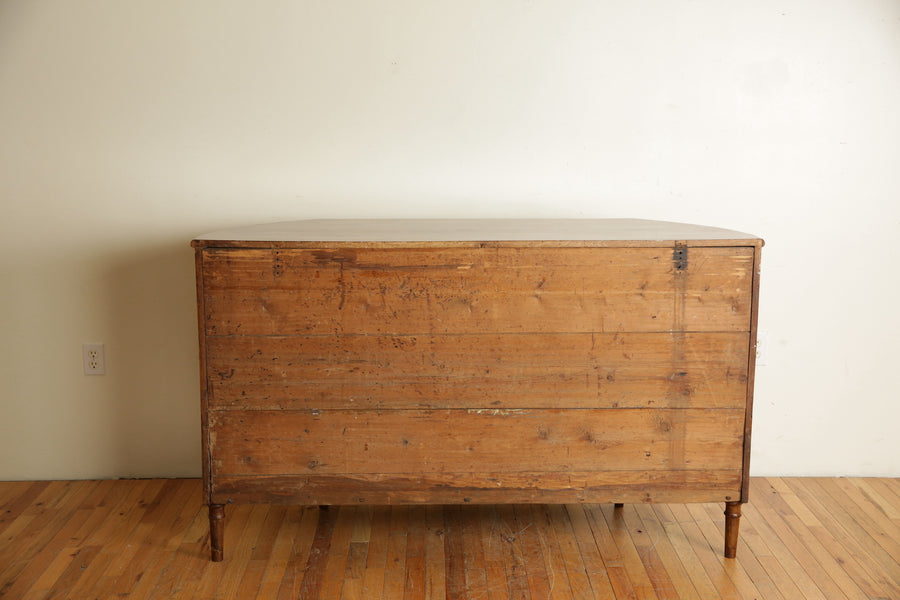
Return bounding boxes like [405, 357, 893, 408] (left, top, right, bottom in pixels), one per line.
[106, 241, 201, 478]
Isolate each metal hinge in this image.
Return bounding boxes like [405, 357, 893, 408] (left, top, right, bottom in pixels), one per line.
[673, 243, 688, 271]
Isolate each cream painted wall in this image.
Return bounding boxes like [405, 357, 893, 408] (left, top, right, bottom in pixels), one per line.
[1, 1, 898, 480]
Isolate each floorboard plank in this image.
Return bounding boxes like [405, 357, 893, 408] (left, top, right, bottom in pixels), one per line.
[461, 505, 489, 600]
[384, 505, 410, 600]
[497, 504, 532, 600]
[424, 505, 447, 600]
[533, 505, 576, 600]
[273, 506, 320, 600]
[361, 505, 391, 600]
[479, 504, 511, 600]
[404, 505, 427, 600]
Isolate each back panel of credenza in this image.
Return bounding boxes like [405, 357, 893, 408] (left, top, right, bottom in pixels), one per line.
[197, 245, 756, 506]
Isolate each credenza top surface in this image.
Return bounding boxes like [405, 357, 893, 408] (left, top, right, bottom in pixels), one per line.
[192, 218, 763, 249]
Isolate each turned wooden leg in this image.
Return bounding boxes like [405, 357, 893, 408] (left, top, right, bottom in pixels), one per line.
[209, 504, 225, 562]
[724, 501, 742, 559]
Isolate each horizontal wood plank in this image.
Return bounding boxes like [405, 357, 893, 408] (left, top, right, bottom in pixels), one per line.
[201, 247, 754, 335]
[209, 408, 745, 477]
[210, 471, 743, 506]
[206, 332, 750, 410]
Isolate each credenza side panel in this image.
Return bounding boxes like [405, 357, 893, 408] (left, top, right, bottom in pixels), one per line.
[195, 247, 213, 504]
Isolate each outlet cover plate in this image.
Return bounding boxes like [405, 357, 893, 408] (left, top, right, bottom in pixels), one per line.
[83, 343, 105, 375]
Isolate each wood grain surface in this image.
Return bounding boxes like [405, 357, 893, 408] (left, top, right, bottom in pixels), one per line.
[209, 408, 744, 476]
[199, 247, 754, 335]
[2, 478, 896, 600]
[206, 332, 750, 410]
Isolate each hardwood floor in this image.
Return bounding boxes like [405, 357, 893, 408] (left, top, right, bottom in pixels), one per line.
[0, 478, 897, 599]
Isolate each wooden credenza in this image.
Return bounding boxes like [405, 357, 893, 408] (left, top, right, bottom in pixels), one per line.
[192, 219, 763, 561]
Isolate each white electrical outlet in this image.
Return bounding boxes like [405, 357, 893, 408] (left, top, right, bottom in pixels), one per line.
[755, 331, 769, 366]
[83, 343, 106, 375]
